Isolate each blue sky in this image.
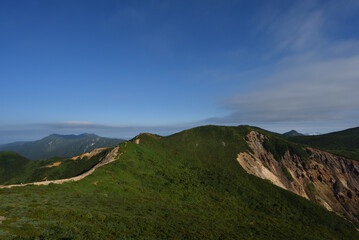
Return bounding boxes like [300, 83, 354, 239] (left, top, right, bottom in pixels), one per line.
[1, 0, 359, 143]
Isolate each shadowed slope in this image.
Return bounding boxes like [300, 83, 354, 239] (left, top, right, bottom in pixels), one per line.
[0, 151, 30, 183]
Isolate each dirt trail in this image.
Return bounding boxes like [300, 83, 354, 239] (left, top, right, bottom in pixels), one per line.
[0, 146, 120, 189]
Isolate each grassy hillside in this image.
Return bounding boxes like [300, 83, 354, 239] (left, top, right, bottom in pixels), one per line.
[288, 127, 359, 161]
[0, 148, 113, 185]
[0, 133, 124, 160]
[0, 151, 30, 184]
[0, 125, 358, 239]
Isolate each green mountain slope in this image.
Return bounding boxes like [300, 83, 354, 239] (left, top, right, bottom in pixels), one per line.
[287, 127, 359, 161]
[0, 151, 30, 183]
[0, 133, 124, 160]
[0, 125, 358, 239]
[0, 148, 113, 185]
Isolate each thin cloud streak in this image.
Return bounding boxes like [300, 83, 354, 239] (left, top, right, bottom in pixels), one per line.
[213, 0, 359, 127]
[223, 55, 359, 122]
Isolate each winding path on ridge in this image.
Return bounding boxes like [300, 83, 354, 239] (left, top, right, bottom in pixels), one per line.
[0, 145, 121, 189]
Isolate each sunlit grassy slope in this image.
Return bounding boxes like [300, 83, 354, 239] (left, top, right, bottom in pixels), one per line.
[0, 125, 358, 239]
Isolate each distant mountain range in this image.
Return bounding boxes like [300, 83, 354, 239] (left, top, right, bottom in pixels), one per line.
[0, 133, 124, 160]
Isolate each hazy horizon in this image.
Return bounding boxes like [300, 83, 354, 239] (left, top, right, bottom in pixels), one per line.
[0, 122, 357, 145]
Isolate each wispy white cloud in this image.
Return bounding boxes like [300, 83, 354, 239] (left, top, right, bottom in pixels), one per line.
[61, 121, 98, 125]
[223, 55, 359, 122]
[46, 121, 104, 129]
[257, 0, 359, 54]
[211, 0, 359, 130]
[264, 2, 325, 53]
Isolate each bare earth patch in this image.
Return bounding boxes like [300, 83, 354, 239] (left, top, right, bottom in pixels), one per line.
[237, 152, 287, 190]
[0, 216, 6, 224]
[44, 161, 62, 168]
[71, 147, 110, 160]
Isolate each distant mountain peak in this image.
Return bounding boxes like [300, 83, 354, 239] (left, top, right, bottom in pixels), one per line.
[283, 130, 304, 136]
[0, 134, 124, 160]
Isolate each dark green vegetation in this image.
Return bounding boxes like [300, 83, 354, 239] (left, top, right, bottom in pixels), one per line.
[0, 125, 358, 239]
[288, 127, 359, 161]
[281, 164, 294, 182]
[0, 148, 112, 185]
[261, 130, 310, 162]
[0, 152, 30, 184]
[0, 133, 124, 160]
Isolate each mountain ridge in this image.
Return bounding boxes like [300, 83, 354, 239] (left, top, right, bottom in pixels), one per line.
[0, 125, 358, 238]
[0, 146, 119, 188]
[287, 126, 359, 161]
[0, 133, 124, 160]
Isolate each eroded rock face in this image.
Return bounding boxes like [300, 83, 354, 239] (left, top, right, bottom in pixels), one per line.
[237, 131, 359, 223]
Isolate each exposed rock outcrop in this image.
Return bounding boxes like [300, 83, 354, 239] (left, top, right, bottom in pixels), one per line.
[237, 131, 359, 223]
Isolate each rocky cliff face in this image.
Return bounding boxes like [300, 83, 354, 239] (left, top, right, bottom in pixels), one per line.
[237, 131, 359, 223]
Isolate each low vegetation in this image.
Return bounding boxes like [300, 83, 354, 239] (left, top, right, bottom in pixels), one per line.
[0, 152, 30, 184]
[281, 164, 294, 182]
[0, 148, 113, 185]
[0, 126, 357, 238]
[257, 129, 310, 162]
[288, 127, 359, 161]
